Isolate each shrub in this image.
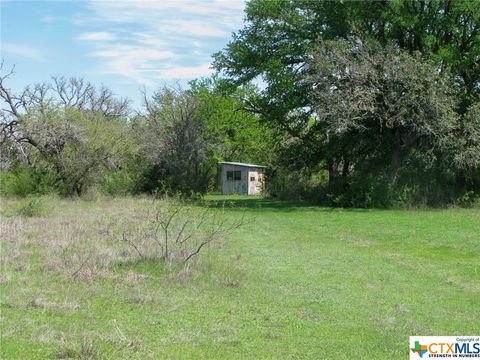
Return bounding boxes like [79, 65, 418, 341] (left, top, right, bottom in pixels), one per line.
[456, 190, 479, 208]
[98, 170, 137, 195]
[0, 167, 59, 197]
[107, 195, 246, 269]
[266, 168, 328, 200]
[11, 197, 49, 218]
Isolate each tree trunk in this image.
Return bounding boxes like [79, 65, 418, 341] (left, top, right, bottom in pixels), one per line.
[388, 129, 402, 185]
[328, 160, 340, 185]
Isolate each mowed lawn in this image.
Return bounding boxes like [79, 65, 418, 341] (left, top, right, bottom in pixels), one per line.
[1, 195, 479, 359]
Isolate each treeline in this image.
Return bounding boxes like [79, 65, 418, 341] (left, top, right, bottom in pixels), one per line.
[0, 75, 276, 197]
[1, 0, 480, 207]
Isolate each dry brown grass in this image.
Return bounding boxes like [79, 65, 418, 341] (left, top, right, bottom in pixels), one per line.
[0, 195, 240, 288]
[3, 198, 159, 275]
[26, 298, 80, 311]
[0, 195, 249, 359]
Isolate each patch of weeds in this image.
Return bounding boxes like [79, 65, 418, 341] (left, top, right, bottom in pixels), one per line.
[54, 337, 101, 360]
[127, 295, 154, 304]
[72, 269, 114, 282]
[0, 273, 11, 284]
[14, 263, 30, 272]
[211, 263, 244, 288]
[7, 197, 50, 218]
[217, 277, 241, 287]
[27, 298, 79, 311]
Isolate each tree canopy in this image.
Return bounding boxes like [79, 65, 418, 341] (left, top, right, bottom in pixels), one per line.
[214, 0, 480, 206]
[214, 0, 479, 117]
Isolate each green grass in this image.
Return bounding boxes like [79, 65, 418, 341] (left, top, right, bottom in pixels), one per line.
[1, 195, 479, 359]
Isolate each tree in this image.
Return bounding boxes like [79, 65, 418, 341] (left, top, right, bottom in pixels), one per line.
[1, 65, 129, 144]
[454, 101, 480, 171]
[306, 40, 458, 185]
[214, 0, 479, 121]
[0, 68, 134, 196]
[213, 0, 479, 205]
[189, 77, 277, 166]
[139, 85, 214, 194]
[13, 106, 132, 195]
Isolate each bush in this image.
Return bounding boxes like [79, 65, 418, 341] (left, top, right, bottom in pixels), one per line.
[330, 174, 393, 208]
[107, 195, 246, 269]
[455, 190, 480, 208]
[97, 170, 137, 195]
[0, 167, 59, 197]
[266, 168, 329, 200]
[266, 159, 480, 208]
[10, 197, 49, 218]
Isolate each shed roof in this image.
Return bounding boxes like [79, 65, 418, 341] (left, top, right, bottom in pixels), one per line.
[219, 161, 266, 168]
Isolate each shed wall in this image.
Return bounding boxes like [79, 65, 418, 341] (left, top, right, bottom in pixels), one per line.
[221, 164, 264, 195]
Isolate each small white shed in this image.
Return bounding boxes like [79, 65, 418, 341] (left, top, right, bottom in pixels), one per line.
[220, 162, 266, 195]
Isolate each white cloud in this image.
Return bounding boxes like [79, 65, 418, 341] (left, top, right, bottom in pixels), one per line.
[73, 0, 245, 85]
[111, 57, 149, 85]
[85, 1, 245, 19]
[159, 63, 212, 79]
[215, 0, 245, 10]
[173, 20, 229, 37]
[87, 50, 121, 58]
[2, 43, 44, 61]
[88, 48, 174, 60]
[40, 15, 55, 23]
[125, 49, 175, 60]
[133, 33, 166, 47]
[76, 32, 117, 41]
[86, 45, 176, 84]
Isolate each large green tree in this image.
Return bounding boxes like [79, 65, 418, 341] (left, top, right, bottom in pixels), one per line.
[214, 0, 479, 117]
[307, 40, 458, 186]
[190, 77, 277, 166]
[214, 0, 479, 205]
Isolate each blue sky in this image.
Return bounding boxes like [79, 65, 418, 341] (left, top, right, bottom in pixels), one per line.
[1, 0, 246, 108]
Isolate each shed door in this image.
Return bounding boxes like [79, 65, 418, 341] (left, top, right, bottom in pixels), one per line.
[248, 171, 259, 195]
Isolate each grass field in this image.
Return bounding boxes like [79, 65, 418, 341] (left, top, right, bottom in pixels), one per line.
[1, 195, 479, 359]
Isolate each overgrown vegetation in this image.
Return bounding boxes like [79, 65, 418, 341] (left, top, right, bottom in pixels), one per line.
[214, 0, 480, 207]
[108, 195, 246, 265]
[1, 0, 479, 207]
[0, 196, 245, 296]
[5, 197, 49, 218]
[0, 73, 276, 198]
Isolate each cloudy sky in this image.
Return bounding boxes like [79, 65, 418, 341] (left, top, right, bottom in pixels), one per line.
[1, 0, 246, 106]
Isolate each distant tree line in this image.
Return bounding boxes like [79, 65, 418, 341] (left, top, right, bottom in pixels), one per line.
[1, 0, 479, 207]
[0, 67, 276, 197]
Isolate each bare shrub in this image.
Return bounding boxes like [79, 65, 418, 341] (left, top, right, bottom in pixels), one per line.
[107, 195, 246, 267]
[0, 196, 246, 282]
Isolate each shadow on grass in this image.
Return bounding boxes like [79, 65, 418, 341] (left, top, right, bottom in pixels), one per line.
[200, 195, 370, 212]
[116, 257, 166, 277]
